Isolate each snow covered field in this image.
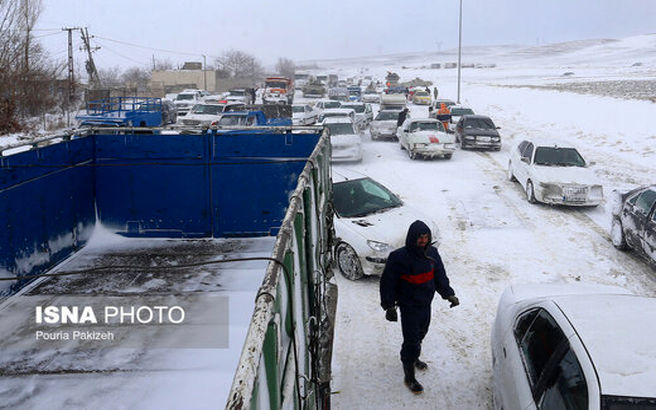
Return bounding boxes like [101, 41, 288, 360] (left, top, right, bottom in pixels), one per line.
[320, 35, 656, 409]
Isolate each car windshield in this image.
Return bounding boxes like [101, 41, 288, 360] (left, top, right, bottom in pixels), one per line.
[348, 90, 361, 96]
[323, 101, 341, 109]
[333, 178, 403, 218]
[375, 111, 399, 121]
[191, 104, 222, 115]
[342, 105, 364, 113]
[451, 108, 474, 116]
[464, 118, 495, 129]
[533, 147, 586, 167]
[292, 106, 305, 113]
[230, 90, 245, 96]
[266, 81, 287, 89]
[324, 112, 348, 118]
[176, 94, 194, 101]
[415, 91, 429, 97]
[326, 123, 355, 135]
[218, 115, 249, 126]
[410, 122, 442, 132]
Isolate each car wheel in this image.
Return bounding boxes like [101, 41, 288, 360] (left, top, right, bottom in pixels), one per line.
[336, 242, 364, 280]
[444, 153, 453, 159]
[526, 180, 537, 204]
[408, 149, 417, 160]
[507, 162, 516, 182]
[611, 218, 628, 250]
[399, 143, 405, 150]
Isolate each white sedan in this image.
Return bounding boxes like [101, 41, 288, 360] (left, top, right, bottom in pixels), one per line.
[323, 118, 362, 163]
[507, 137, 603, 206]
[332, 169, 439, 280]
[491, 283, 656, 410]
[292, 104, 318, 125]
[397, 118, 456, 160]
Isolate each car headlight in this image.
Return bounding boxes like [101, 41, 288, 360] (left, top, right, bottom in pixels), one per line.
[464, 136, 475, 140]
[539, 182, 563, 196]
[367, 240, 391, 252]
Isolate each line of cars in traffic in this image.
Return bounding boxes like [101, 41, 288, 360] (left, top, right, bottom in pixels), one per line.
[324, 81, 656, 408]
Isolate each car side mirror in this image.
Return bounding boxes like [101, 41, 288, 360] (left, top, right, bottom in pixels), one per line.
[521, 157, 530, 164]
[588, 161, 596, 166]
[496, 126, 501, 130]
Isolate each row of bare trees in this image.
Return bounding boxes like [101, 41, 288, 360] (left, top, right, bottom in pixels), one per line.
[0, 0, 68, 134]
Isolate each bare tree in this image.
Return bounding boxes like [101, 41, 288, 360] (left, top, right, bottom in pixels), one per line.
[0, 0, 66, 133]
[98, 66, 123, 88]
[275, 57, 295, 79]
[214, 49, 264, 82]
[121, 66, 151, 89]
[153, 57, 173, 71]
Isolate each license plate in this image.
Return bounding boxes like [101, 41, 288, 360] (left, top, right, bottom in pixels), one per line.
[478, 136, 491, 142]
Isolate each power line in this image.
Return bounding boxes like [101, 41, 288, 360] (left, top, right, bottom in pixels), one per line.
[94, 40, 151, 67]
[33, 31, 65, 39]
[93, 34, 216, 59]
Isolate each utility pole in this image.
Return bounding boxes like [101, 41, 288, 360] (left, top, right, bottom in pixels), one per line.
[62, 27, 80, 125]
[457, 0, 463, 104]
[80, 27, 101, 88]
[202, 54, 207, 91]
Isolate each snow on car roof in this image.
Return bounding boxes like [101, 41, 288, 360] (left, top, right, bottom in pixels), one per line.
[552, 293, 656, 398]
[323, 108, 355, 114]
[323, 117, 354, 124]
[522, 135, 581, 149]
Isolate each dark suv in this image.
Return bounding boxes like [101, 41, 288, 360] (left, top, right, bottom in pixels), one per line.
[611, 185, 656, 267]
[454, 115, 501, 150]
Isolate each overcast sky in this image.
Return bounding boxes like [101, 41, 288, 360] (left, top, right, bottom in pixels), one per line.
[35, 0, 656, 71]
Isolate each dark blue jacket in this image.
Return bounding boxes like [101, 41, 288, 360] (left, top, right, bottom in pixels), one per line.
[380, 220, 455, 309]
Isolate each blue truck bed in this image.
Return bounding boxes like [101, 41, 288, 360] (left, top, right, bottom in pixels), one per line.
[75, 97, 163, 127]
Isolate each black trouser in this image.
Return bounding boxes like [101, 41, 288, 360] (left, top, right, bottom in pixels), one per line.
[399, 304, 431, 364]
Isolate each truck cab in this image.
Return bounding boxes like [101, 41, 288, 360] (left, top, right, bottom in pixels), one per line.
[263, 77, 294, 105]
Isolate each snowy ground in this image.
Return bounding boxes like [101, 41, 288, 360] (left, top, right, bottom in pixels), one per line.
[317, 36, 656, 409]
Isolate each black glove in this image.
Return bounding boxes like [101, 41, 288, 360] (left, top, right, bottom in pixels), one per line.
[385, 307, 398, 322]
[447, 295, 460, 308]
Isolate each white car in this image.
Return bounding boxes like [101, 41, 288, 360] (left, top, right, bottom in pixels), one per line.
[313, 100, 342, 116]
[174, 90, 203, 116]
[370, 109, 403, 141]
[362, 91, 380, 104]
[447, 105, 474, 132]
[323, 118, 362, 163]
[332, 169, 439, 280]
[340, 102, 374, 129]
[397, 118, 456, 160]
[491, 283, 656, 410]
[319, 108, 357, 127]
[507, 138, 603, 206]
[226, 89, 253, 105]
[291, 104, 318, 125]
[178, 102, 244, 127]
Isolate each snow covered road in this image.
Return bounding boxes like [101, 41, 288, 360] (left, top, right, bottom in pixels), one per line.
[322, 78, 656, 408]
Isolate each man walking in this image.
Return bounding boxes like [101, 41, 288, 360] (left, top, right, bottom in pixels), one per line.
[380, 220, 459, 394]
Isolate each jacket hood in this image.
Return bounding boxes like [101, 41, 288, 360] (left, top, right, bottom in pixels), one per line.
[404, 220, 432, 254]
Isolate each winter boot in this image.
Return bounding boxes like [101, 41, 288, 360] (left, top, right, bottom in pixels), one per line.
[415, 359, 428, 371]
[403, 362, 424, 394]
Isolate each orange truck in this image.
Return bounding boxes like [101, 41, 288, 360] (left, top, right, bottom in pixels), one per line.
[262, 76, 295, 105]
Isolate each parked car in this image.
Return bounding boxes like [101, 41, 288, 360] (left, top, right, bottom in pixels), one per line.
[226, 88, 253, 104]
[412, 90, 432, 105]
[339, 102, 373, 129]
[324, 118, 362, 163]
[491, 283, 656, 410]
[291, 104, 318, 125]
[454, 115, 502, 150]
[332, 169, 439, 280]
[610, 185, 656, 266]
[370, 109, 403, 141]
[447, 105, 474, 132]
[161, 100, 178, 125]
[397, 118, 455, 160]
[361, 91, 380, 104]
[431, 98, 456, 111]
[508, 138, 603, 206]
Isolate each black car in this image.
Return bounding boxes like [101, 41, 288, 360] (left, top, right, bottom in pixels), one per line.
[611, 185, 656, 267]
[161, 100, 178, 125]
[454, 114, 501, 150]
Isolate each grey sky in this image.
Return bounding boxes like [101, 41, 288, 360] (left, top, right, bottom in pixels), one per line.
[35, 0, 656, 70]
